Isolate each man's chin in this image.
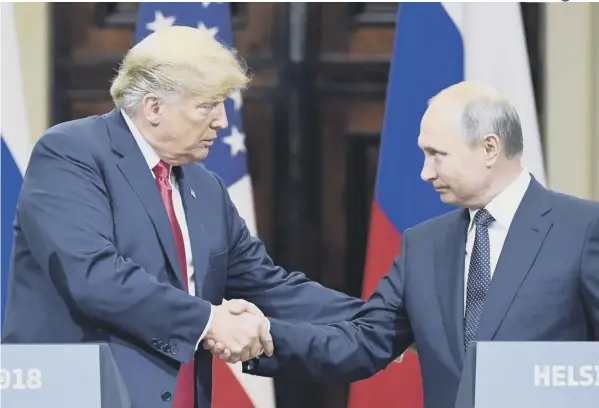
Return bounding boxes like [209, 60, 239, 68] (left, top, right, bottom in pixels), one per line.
[193, 147, 210, 161]
[438, 190, 456, 204]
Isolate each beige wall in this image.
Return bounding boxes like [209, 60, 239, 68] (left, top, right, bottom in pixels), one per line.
[14, 2, 49, 144]
[544, 2, 599, 200]
[11, 3, 599, 200]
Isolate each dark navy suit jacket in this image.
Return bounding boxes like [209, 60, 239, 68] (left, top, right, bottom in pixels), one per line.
[1, 109, 363, 408]
[245, 178, 599, 408]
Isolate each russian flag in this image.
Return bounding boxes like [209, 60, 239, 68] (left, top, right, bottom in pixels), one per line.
[1, 2, 32, 330]
[347, 3, 545, 408]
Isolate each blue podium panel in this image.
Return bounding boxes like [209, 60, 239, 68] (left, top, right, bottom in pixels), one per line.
[456, 341, 599, 408]
[1, 343, 131, 408]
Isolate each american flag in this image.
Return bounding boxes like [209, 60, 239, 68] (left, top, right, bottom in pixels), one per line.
[135, 3, 275, 408]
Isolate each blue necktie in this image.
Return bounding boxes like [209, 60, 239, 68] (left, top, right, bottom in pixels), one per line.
[464, 209, 495, 352]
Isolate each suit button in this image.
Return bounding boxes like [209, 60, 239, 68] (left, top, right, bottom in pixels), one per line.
[157, 341, 165, 349]
[151, 338, 159, 348]
[171, 346, 178, 355]
[246, 360, 255, 370]
[161, 391, 172, 401]
[164, 344, 171, 353]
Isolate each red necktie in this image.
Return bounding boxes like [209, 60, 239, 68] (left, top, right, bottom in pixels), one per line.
[153, 160, 195, 408]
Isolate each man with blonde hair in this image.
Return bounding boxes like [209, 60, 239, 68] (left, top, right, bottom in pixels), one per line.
[2, 26, 363, 408]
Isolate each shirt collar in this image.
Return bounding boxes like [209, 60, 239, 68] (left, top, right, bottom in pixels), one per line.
[120, 109, 170, 177]
[468, 167, 531, 232]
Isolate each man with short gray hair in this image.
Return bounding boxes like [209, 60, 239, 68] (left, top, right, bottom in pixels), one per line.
[242, 80, 599, 408]
[1, 26, 363, 408]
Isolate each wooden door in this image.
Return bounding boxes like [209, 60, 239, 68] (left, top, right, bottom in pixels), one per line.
[287, 4, 397, 407]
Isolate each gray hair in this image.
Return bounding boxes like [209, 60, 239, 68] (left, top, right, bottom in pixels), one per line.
[460, 97, 524, 158]
[111, 66, 184, 117]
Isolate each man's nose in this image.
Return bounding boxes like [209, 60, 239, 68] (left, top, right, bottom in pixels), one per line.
[212, 102, 228, 129]
[420, 157, 436, 182]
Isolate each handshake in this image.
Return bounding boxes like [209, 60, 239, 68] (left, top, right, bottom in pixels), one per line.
[202, 299, 273, 363]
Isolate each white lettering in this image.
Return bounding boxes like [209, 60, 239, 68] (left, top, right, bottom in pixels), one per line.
[26, 369, 42, 389]
[534, 365, 599, 387]
[11, 369, 26, 390]
[552, 365, 567, 386]
[579, 366, 594, 387]
[0, 368, 10, 390]
[567, 365, 579, 386]
[0, 368, 43, 390]
[534, 365, 551, 386]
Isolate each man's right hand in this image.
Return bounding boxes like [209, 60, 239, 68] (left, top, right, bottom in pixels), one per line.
[204, 304, 272, 364]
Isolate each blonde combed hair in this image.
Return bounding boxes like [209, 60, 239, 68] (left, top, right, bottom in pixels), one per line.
[110, 26, 251, 115]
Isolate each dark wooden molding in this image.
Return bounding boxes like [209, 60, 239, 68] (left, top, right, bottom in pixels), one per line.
[94, 3, 249, 30]
[350, 2, 399, 26]
[346, 133, 381, 296]
[520, 3, 544, 140]
[317, 58, 390, 91]
[94, 2, 139, 28]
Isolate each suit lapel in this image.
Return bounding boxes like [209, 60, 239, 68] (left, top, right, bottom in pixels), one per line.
[435, 208, 469, 371]
[475, 178, 553, 341]
[106, 109, 185, 289]
[177, 166, 210, 296]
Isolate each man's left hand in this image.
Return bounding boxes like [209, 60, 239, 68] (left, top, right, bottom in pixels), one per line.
[203, 299, 269, 362]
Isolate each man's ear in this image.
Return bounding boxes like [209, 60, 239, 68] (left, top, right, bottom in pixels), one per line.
[141, 93, 162, 126]
[482, 133, 501, 167]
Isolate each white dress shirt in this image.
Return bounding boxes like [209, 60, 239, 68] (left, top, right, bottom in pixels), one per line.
[463, 168, 531, 311]
[121, 111, 211, 347]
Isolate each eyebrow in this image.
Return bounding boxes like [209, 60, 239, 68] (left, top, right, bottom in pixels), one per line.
[422, 146, 446, 155]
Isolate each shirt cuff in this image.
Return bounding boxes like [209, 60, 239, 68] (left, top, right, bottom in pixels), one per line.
[257, 318, 271, 357]
[195, 304, 214, 350]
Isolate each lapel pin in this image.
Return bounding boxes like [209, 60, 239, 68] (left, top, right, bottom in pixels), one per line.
[190, 188, 196, 199]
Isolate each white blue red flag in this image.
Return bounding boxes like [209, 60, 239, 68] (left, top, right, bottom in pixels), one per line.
[1, 2, 32, 329]
[347, 3, 545, 408]
[135, 3, 274, 408]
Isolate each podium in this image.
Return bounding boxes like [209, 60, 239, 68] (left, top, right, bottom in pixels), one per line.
[0, 343, 132, 408]
[455, 341, 599, 408]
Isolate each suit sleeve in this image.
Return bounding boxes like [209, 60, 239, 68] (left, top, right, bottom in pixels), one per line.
[17, 132, 211, 364]
[581, 215, 599, 338]
[213, 175, 365, 374]
[259, 252, 413, 382]
[219, 176, 363, 322]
